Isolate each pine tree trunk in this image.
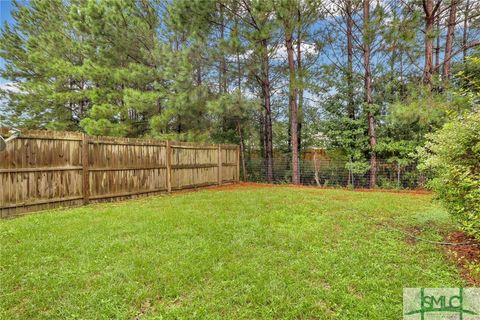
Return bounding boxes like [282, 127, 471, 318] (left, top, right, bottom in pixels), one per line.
[259, 111, 266, 175]
[237, 122, 247, 181]
[286, 30, 300, 185]
[363, 0, 377, 188]
[434, 17, 440, 72]
[261, 40, 274, 183]
[236, 50, 242, 93]
[296, 7, 303, 178]
[463, 0, 470, 62]
[400, 50, 405, 97]
[422, 0, 436, 85]
[197, 65, 202, 85]
[219, 5, 227, 94]
[235, 40, 246, 181]
[389, 11, 397, 94]
[264, 91, 274, 183]
[346, 0, 355, 120]
[443, 0, 457, 80]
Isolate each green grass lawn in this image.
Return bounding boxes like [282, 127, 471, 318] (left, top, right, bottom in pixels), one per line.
[0, 185, 466, 319]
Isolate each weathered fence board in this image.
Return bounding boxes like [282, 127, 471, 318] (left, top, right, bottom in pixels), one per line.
[0, 128, 239, 217]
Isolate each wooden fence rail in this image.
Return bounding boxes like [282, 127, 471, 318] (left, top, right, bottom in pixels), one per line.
[0, 128, 240, 218]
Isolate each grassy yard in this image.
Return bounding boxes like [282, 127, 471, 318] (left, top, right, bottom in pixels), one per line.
[0, 185, 466, 319]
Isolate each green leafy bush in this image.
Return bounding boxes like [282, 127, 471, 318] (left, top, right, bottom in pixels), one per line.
[419, 112, 480, 240]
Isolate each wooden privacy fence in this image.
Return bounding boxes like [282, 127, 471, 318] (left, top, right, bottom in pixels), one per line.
[0, 128, 240, 218]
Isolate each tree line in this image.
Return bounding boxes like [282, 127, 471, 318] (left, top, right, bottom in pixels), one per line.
[1, 0, 479, 186]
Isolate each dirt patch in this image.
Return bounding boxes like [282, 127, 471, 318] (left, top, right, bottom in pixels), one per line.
[403, 226, 423, 245]
[345, 188, 431, 195]
[315, 278, 331, 290]
[206, 182, 432, 195]
[445, 231, 480, 286]
[204, 182, 274, 191]
[169, 297, 184, 308]
[133, 299, 152, 320]
[347, 284, 365, 300]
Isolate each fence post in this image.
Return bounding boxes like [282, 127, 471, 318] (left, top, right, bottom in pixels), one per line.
[166, 140, 172, 192]
[236, 145, 240, 183]
[218, 144, 222, 185]
[82, 134, 90, 204]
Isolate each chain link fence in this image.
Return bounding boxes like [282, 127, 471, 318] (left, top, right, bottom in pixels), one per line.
[243, 158, 425, 189]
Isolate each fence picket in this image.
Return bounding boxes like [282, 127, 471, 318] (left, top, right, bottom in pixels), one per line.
[0, 128, 239, 217]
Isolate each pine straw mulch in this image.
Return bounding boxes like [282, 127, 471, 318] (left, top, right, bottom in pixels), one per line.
[445, 231, 480, 286]
[207, 182, 431, 195]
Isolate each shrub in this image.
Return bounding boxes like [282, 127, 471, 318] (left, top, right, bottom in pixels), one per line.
[419, 112, 480, 241]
